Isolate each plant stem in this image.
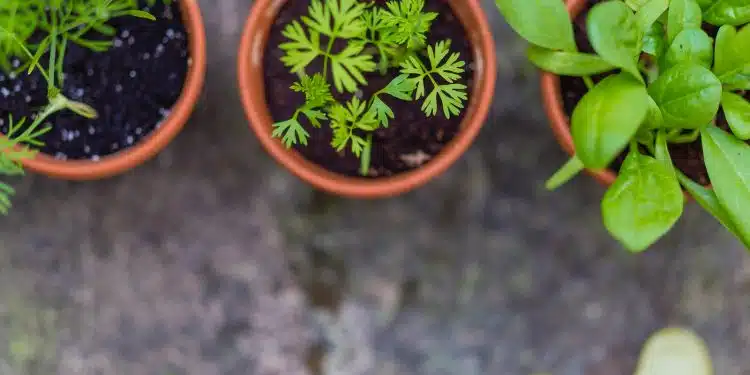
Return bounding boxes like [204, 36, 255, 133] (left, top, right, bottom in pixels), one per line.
[667, 128, 700, 143]
[582, 76, 594, 90]
[323, 37, 336, 79]
[359, 133, 373, 176]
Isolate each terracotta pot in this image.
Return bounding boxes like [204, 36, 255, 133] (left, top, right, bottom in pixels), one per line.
[540, 0, 616, 187]
[20, 0, 207, 180]
[237, 0, 496, 198]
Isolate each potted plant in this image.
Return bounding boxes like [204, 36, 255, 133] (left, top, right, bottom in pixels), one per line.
[495, 0, 750, 251]
[0, 0, 206, 214]
[238, 0, 496, 198]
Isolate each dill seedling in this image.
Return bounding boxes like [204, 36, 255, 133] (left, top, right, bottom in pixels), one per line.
[273, 0, 469, 176]
[0, 0, 160, 214]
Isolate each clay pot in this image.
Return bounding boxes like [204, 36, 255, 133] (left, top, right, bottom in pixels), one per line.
[540, 0, 616, 186]
[21, 0, 207, 180]
[237, 0, 496, 198]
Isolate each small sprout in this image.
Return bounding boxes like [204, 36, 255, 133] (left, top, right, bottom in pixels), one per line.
[272, 0, 469, 176]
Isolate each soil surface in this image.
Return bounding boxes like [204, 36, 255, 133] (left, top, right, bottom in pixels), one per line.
[560, 0, 747, 186]
[0, 0, 188, 161]
[263, 0, 474, 178]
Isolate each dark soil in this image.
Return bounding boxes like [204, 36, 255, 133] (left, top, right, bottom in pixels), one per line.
[560, 0, 745, 186]
[0, 0, 188, 160]
[263, 0, 474, 178]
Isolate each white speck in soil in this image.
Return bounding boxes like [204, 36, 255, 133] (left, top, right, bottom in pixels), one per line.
[143, 52, 150, 60]
[88, 126, 96, 135]
[84, 145, 90, 153]
[91, 155, 100, 161]
[11, 59, 19, 68]
[155, 44, 165, 54]
[24, 95, 31, 103]
[87, 68, 94, 77]
[166, 28, 175, 38]
[1, 88, 9, 97]
[168, 72, 177, 80]
[55, 152, 67, 160]
[114, 38, 123, 48]
[128, 36, 135, 45]
[162, 36, 169, 44]
[121, 30, 130, 38]
[8, 72, 16, 79]
[158, 108, 171, 117]
[135, 127, 143, 135]
[0, 119, 4, 126]
[13, 84, 20, 92]
[115, 84, 123, 93]
[126, 135, 134, 145]
[129, 70, 137, 78]
[75, 88, 84, 98]
[0, 75, 4, 82]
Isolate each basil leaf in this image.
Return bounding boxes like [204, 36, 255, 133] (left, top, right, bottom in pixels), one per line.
[713, 25, 737, 76]
[571, 73, 649, 169]
[721, 91, 750, 139]
[643, 95, 664, 128]
[587, 1, 643, 81]
[677, 171, 747, 245]
[667, 0, 703, 44]
[664, 29, 714, 70]
[601, 148, 684, 252]
[704, 0, 750, 26]
[702, 126, 750, 245]
[642, 21, 667, 57]
[716, 24, 750, 87]
[648, 63, 722, 129]
[696, 0, 716, 9]
[527, 45, 616, 76]
[545, 155, 585, 190]
[636, 0, 669, 30]
[626, 0, 652, 11]
[654, 130, 673, 171]
[494, 0, 577, 52]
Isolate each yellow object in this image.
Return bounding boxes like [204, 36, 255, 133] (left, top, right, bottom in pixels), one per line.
[634, 327, 713, 375]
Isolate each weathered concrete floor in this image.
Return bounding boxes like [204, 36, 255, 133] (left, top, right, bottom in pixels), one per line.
[0, 1, 748, 374]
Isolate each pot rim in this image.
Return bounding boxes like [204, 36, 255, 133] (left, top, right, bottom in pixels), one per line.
[237, 0, 497, 198]
[18, 0, 207, 180]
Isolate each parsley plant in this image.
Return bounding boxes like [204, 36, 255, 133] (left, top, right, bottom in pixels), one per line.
[0, 0, 159, 214]
[273, 0, 469, 176]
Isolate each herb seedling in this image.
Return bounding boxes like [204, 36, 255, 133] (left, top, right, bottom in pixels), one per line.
[495, 0, 750, 251]
[272, 0, 469, 176]
[0, 0, 160, 214]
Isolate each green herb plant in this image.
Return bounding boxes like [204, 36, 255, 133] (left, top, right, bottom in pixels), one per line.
[495, 0, 750, 252]
[272, 0, 469, 176]
[0, 0, 160, 214]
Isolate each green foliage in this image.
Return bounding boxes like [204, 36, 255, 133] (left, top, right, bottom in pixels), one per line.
[495, 0, 750, 252]
[0, 0, 157, 213]
[273, 0, 469, 176]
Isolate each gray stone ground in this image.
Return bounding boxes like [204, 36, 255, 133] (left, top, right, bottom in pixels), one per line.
[0, 0, 749, 374]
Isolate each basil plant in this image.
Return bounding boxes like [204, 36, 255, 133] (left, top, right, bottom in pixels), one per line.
[495, 0, 750, 252]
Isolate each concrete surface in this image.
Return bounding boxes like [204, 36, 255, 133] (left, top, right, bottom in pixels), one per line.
[0, 0, 749, 374]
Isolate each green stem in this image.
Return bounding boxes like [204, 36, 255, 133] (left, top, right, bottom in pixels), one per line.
[667, 128, 700, 143]
[359, 133, 373, 176]
[322, 37, 336, 79]
[48, 11, 59, 94]
[582, 76, 594, 90]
